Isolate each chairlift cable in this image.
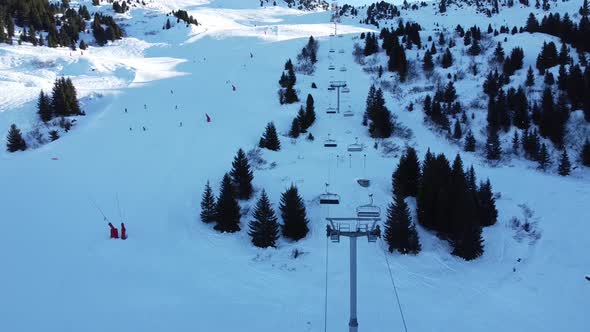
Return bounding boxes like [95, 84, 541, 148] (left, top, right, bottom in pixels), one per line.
[381, 242, 409, 332]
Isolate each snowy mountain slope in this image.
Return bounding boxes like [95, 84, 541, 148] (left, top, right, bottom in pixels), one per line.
[0, 1, 588, 332]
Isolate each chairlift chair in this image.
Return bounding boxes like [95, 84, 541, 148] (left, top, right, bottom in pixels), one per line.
[328, 64, 335, 70]
[347, 137, 363, 152]
[339, 66, 347, 72]
[326, 106, 337, 114]
[320, 183, 340, 205]
[327, 86, 336, 91]
[341, 87, 350, 93]
[343, 109, 354, 117]
[324, 138, 338, 147]
[338, 49, 345, 53]
[356, 194, 381, 218]
[329, 48, 335, 53]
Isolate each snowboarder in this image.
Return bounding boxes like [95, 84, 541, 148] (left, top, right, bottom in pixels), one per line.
[206, 114, 211, 123]
[121, 223, 127, 240]
[108, 223, 119, 239]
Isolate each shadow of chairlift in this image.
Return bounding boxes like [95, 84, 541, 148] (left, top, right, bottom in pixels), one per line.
[356, 194, 381, 218]
[320, 183, 340, 205]
[343, 105, 354, 117]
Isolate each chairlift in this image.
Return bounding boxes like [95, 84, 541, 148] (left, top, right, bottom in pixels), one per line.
[320, 183, 340, 205]
[338, 49, 345, 54]
[326, 106, 337, 114]
[339, 66, 347, 72]
[329, 33, 335, 37]
[324, 134, 338, 147]
[338, 34, 343, 38]
[356, 194, 381, 218]
[341, 87, 350, 93]
[329, 48, 335, 53]
[343, 108, 354, 117]
[328, 64, 335, 70]
[347, 137, 363, 152]
[327, 86, 336, 91]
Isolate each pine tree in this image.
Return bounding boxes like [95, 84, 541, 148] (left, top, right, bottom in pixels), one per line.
[537, 143, 551, 170]
[279, 185, 309, 241]
[230, 148, 254, 200]
[385, 193, 421, 254]
[477, 179, 498, 227]
[200, 181, 217, 223]
[557, 149, 571, 176]
[49, 130, 60, 141]
[581, 138, 590, 167]
[248, 190, 280, 248]
[453, 119, 462, 139]
[468, 38, 481, 56]
[259, 122, 281, 151]
[392, 147, 421, 198]
[423, 50, 434, 72]
[441, 48, 453, 68]
[305, 94, 316, 128]
[512, 130, 520, 154]
[289, 118, 300, 138]
[296, 106, 307, 132]
[525, 66, 535, 87]
[6, 124, 27, 152]
[37, 90, 53, 122]
[214, 174, 241, 233]
[493, 42, 505, 63]
[486, 130, 502, 160]
[464, 130, 476, 152]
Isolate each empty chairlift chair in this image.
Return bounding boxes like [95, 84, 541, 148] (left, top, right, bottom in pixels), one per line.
[341, 87, 350, 94]
[356, 194, 381, 218]
[324, 134, 338, 147]
[326, 106, 337, 114]
[329, 48, 335, 53]
[320, 183, 340, 205]
[347, 137, 363, 152]
[328, 64, 336, 70]
[338, 49, 345, 54]
[327, 86, 336, 91]
[340, 66, 347, 72]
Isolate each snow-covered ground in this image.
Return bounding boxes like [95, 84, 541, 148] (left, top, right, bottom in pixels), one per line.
[0, 1, 588, 331]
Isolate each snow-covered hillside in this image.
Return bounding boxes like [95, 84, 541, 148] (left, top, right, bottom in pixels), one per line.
[0, 1, 588, 332]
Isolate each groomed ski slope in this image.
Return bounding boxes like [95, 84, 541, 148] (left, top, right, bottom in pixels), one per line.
[0, 1, 588, 331]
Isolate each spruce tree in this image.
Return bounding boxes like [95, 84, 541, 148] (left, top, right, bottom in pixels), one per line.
[453, 119, 462, 139]
[385, 193, 421, 254]
[477, 180, 498, 227]
[200, 181, 217, 223]
[557, 149, 571, 176]
[486, 130, 502, 160]
[289, 118, 300, 138]
[296, 106, 307, 132]
[423, 50, 434, 72]
[230, 148, 254, 200]
[537, 143, 551, 170]
[279, 185, 309, 241]
[493, 42, 505, 63]
[464, 130, 476, 152]
[582, 139, 590, 167]
[49, 130, 60, 141]
[6, 124, 27, 152]
[214, 174, 241, 233]
[525, 66, 535, 87]
[305, 94, 316, 128]
[392, 147, 421, 198]
[259, 122, 281, 151]
[37, 90, 53, 122]
[512, 130, 520, 154]
[248, 190, 280, 248]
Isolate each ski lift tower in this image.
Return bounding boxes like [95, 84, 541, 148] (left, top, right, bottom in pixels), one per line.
[329, 80, 347, 113]
[326, 217, 381, 332]
[331, 1, 341, 36]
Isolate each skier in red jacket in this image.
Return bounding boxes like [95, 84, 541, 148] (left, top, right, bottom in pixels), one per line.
[108, 222, 119, 239]
[121, 223, 127, 240]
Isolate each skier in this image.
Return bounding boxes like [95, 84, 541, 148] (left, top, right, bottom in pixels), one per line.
[142, 126, 146, 131]
[121, 223, 127, 240]
[124, 108, 128, 113]
[206, 114, 211, 123]
[250, 52, 253, 58]
[232, 85, 236, 91]
[108, 223, 119, 239]
[179, 121, 183, 127]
